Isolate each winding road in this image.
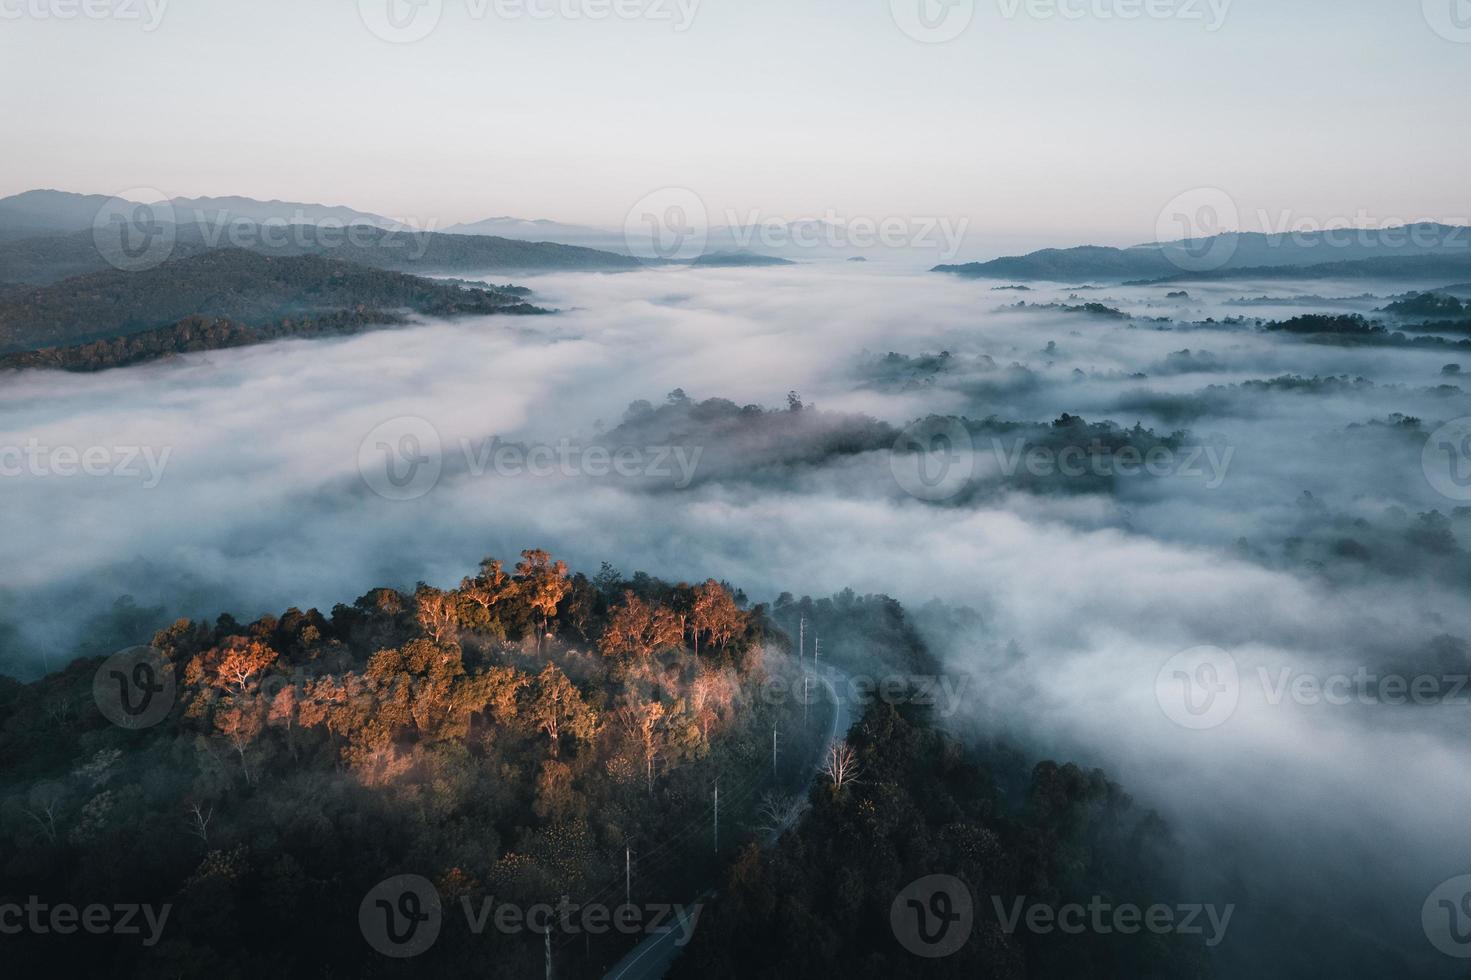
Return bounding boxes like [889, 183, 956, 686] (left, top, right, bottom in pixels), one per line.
[602, 663, 854, 980]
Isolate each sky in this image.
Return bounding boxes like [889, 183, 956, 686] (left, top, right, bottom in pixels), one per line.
[1, 0, 1469, 248]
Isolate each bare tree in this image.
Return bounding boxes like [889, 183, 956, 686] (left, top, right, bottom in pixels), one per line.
[22, 783, 65, 844]
[186, 802, 214, 843]
[44, 695, 75, 730]
[820, 739, 860, 790]
[755, 791, 808, 836]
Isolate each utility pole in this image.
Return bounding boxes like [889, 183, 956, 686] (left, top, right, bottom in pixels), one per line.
[713, 781, 720, 853]
[545, 927, 552, 980]
[814, 634, 820, 669]
[772, 726, 779, 775]
[625, 844, 632, 906]
[798, 616, 805, 663]
[803, 675, 809, 726]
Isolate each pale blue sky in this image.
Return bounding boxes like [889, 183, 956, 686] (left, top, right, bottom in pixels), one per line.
[2, 0, 1467, 247]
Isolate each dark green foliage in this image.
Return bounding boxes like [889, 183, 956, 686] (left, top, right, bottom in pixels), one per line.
[0, 220, 639, 288]
[0, 553, 809, 979]
[673, 705, 1212, 980]
[1263, 314, 1385, 336]
[1380, 292, 1470, 319]
[0, 248, 543, 356]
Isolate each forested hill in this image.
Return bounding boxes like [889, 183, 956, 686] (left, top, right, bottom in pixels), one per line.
[0, 249, 544, 360]
[0, 551, 814, 977]
[934, 224, 1471, 283]
[0, 221, 641, 287]
[0, 549, 1233, 976]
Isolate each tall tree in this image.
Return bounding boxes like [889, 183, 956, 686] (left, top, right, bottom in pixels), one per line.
[516, 550, 570, 650]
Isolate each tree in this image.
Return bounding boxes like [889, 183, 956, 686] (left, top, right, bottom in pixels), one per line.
[186, 802, 214, 843]
[460, 557, 513, 612]
[528, 663, 597, 756]
[415, 585, 460, 645]
[617, 699, 667, 792]
[193, 637, 279, 695]
[20, 782, 65, 844]
[600, 592, 683, 659]
[516, 550, 570, 650]
[216, 697, 267, 783]
[689, 669, 737, 740]
[755, 791, 807, 836]
[689, 579, 745, 654]
[821, 739, 860, 790]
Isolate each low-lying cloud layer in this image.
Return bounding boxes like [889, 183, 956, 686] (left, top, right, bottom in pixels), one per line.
[4, 264, 1470, 974]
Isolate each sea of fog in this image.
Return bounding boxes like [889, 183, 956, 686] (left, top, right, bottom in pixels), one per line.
[4, 261, 1471, 975]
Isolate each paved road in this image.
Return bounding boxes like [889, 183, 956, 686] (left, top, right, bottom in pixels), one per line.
[602, 664, 853, 980]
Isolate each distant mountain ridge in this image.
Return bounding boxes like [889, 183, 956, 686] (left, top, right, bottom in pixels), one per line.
[167, 195, 405, 230]
[0, 190, 641, 284]
[444, 215, 627, 250]
[0, 190, 123, 242]
[0, 189, 404, 239]
[936, 223, 1471, 282]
